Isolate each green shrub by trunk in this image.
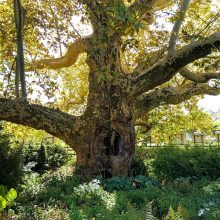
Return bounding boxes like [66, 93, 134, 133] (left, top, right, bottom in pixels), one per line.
[0, 123, 23, 188]
[150, 146, 220, 180]
[22, 143, 73, 173]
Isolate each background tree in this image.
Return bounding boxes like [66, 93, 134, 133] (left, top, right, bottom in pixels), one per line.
[136, 97, 214, 144]
[0, 122, 22, 187]
[0, 0, 220, 177]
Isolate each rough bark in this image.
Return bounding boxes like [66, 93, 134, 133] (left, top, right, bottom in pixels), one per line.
[0, 98, 86, 148]
[134, 83, 220, 118]
[131, 32, 220, 96]
[76, 92, 135, 177]
[73, 32, 135, 176]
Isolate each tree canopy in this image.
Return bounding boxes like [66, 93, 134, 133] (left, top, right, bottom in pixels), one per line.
[0, 0, 220, 105]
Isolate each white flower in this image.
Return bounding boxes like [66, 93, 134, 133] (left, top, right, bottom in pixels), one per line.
[198, 208, 205, 217]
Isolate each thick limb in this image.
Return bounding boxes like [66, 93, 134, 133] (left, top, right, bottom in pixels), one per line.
[168, 0, 191, 54]
[179, 68, 220, 83]
[0, 98, 86, 147]
[27, 37, 88, 71]
[131, 32, 220, 96]
[166, 0, 213, 84]
[134, 82, 220, 118]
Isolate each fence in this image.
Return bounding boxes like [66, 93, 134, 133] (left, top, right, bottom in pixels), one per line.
[139, 131, 220, 146]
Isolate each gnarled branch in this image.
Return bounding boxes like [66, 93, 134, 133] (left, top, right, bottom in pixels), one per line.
[179, 68, 220, 83]
[131, 32, 220, 96]
[129, 0, 172, 24]
[0, 98, 86, 147]
[27, 37, 88, 71]
[134, 82, 220, 118]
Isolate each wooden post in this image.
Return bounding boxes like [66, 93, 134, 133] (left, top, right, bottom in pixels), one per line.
[216, 131, 220, 146]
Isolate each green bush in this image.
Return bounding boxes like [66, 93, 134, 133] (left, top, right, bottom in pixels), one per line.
[46, 144, 73, 169]
[105, 176, 133, 191]
[0, 123, 23, 188]
[14, 144, 220, 219]
[150, 146, 220, 180]
[16, 167, 220, 220]
[100, 175, 159, 192]
[22, 143, 73, 173]
[130, 158, 148, 176]
[0, 185, 17, 210]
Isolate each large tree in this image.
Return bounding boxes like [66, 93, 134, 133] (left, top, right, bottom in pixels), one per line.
[0, 0, 220, 177]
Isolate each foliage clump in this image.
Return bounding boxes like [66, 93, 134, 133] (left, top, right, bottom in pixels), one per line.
[0, 123, 23, 188]
[150, 146, 220, 180]
[15, 167, 220, 220]
[22, 143, 74, 173]
[0, 185, 17, 219]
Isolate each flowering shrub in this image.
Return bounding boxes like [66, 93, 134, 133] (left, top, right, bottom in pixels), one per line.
[73, 179, 116, 210]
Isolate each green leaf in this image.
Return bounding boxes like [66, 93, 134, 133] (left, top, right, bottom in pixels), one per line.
[165, 206, 176, 219]
[0, 185, 6, 196]
[5, 188, 17, 204]
[0, 196, 6, 211]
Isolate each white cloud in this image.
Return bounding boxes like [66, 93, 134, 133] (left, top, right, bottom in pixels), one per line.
[198, 95, 220, 112]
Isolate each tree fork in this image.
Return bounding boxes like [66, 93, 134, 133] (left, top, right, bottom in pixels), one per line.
[74, 32, 136, 177]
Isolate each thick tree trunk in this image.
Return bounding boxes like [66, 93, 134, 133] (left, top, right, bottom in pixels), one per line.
[73, 33, 136, 177]
[75, 114, 135, 177]
[75, 85, 135, 177]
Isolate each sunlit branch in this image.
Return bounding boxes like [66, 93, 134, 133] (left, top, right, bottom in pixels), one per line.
[168, 0, 191, 55]
[27, 38, 88, 71]
[131, 32, 220, 96]
[179, 68, 220, 83]
[134, 82, 220, 118]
